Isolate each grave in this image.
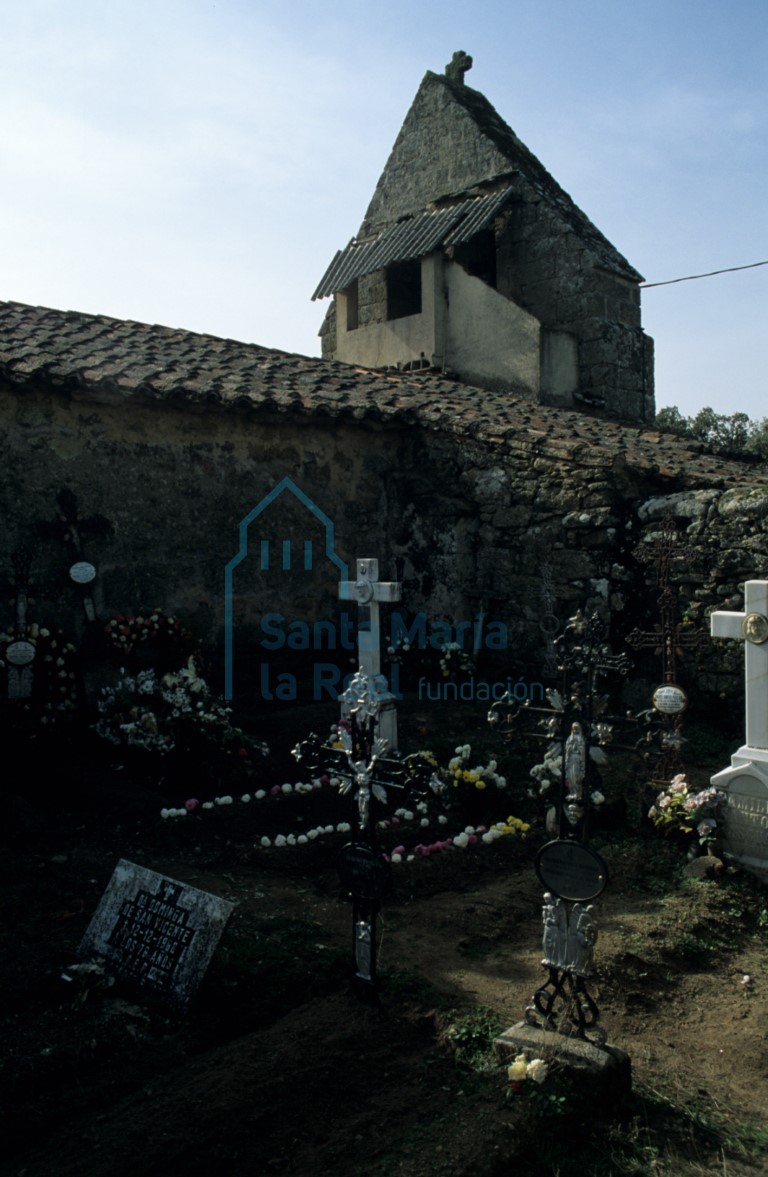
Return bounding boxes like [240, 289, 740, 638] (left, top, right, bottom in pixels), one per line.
[490, 611, 632, 1093]
[78, 859, 235, 1006]
[710, 580, 768, 880]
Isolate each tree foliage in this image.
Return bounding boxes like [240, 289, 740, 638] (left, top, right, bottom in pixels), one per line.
[655, 405, 768, 461]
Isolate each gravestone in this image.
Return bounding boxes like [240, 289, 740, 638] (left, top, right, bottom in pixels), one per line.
[710, 580, 768, 880]
[339, 558, 400, 749]
[79, 860, 235, 1006]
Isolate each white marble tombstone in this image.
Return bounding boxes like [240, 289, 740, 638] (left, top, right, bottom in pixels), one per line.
[710, 581, 768, 880]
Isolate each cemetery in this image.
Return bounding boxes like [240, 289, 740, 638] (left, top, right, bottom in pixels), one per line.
[2, 51, 768, 1177]
[3, 550, 768, 1176]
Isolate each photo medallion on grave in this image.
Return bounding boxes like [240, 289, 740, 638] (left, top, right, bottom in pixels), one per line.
[337, 842, 392, 902]
[535, 839, 608, 903]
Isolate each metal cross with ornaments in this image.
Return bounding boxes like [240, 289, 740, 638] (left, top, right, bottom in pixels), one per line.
[488, 610, 647, 1044]
[292, 669, 439, 999]
[626, 514, 710, 782]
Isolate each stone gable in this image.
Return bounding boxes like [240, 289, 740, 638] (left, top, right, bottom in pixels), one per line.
[316, 58, 654, 423]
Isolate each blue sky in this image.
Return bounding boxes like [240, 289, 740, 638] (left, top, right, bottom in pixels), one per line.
[1, 0, 765, 419]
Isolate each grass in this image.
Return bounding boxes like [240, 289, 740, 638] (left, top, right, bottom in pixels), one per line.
[441, 1004, 506, 1071]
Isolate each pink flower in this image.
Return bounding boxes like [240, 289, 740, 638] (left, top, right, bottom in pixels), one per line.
[185, 798, 200, 811]
[270, 785, 281, 796]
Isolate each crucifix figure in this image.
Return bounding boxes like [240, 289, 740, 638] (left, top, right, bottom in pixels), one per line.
[710, 580, 768, 759]
[338, 558, 401, 749]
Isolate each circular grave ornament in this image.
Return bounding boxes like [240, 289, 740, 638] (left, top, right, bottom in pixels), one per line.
[652, 683, 688, 715]
[742, 612, 768, 645]
[353, 578, 374, 604]
[69, 561, 97, 585]
[337, 843, 392, 900]
[5, 640, 36, 666]
[535, 839, 608, 902]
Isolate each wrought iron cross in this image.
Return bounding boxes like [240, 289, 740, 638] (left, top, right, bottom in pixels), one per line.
[293, 669, 438, 997]
[627, 514, 709, 686]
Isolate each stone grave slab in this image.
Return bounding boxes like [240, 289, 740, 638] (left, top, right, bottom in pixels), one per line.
[494, 1022, 632, 1103]
[79, 859, 235, 1006]
[711, 763, 768, 881]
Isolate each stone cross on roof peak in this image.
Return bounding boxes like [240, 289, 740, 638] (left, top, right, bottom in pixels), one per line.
[445, 50, 473, 85]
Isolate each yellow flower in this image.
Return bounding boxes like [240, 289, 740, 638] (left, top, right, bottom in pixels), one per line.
[507, 1054, 528, 1081]
[475, 780, 487, 790]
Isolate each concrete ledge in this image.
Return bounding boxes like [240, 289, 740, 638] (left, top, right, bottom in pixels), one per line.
[494, 1021, 632, 1101]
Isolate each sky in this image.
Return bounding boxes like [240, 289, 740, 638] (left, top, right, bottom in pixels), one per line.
[0, 0, 766, 420]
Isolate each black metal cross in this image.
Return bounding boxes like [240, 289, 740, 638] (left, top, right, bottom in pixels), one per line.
[488, 610, 646, 1044]
[626, 513, 709, 782]
[293, 670, 439, 999]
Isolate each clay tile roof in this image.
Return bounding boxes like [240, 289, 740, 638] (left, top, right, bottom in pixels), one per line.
[0, 298, 756, 490]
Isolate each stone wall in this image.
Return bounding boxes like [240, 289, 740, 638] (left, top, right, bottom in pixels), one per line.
[2, 377, 765, 720]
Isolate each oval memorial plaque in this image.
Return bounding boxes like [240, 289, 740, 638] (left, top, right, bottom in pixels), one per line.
[69, 561, 97, 585]
[742, 612, 768, 645]
[535, 839, 608, 902]
[5, 640, 36, 667]
[337, 843, 392, 900]
[652, 683, 688, 715]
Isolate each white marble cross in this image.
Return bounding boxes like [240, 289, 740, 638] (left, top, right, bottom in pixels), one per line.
[339, 559, 401, 680]
[710, 580, 768, 753]
[339, 558, 401, 747]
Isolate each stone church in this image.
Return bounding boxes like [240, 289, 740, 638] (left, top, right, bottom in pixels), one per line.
[316, 52, 653, 424]
[0, 54, 764, 712]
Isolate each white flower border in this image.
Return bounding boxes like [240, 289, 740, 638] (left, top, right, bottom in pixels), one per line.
[159, 778, 525, 862]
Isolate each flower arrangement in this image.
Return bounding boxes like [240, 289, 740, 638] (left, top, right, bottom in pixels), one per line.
[648, 773, 723, 847]
[437, 642, 475, 680]
[386, 619, 476, 687]
[95, 657, 268, 783]
[102, 608, 195, 670]
[0, 624, 79, 724]
[507, 1052, 549, 1088]
[447, 744, 507, 792]
[407, 743, 512, 823]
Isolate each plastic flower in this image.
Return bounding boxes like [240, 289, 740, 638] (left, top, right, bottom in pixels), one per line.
[526, 1058, 548, 1084]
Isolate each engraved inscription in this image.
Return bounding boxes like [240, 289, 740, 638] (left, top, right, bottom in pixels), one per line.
[724, 776, 768, 861]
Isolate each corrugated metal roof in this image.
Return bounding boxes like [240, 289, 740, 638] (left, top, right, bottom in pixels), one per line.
[312, 187, 515, 299]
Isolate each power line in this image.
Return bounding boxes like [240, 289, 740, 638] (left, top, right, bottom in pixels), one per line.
[641, 259, 768, 289]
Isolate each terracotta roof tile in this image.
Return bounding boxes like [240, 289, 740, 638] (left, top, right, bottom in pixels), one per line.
[0, 298, 757, 491]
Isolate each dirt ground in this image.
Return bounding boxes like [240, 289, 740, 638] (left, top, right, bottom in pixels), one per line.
[2, 710, 768, 1177]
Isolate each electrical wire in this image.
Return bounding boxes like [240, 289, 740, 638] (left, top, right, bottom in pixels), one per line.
[641, 259, 768, 288]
